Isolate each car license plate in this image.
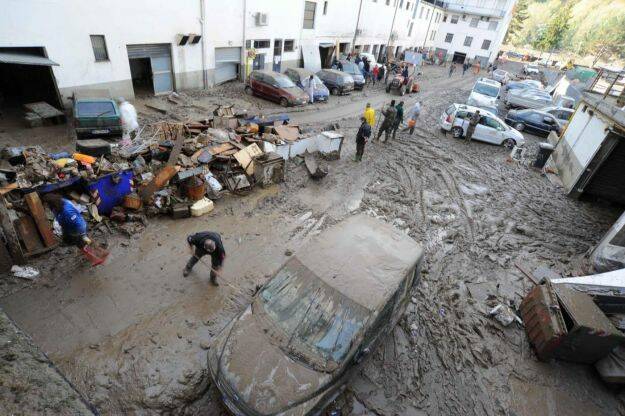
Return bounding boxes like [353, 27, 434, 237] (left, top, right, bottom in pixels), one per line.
[92, 129, 110, 134]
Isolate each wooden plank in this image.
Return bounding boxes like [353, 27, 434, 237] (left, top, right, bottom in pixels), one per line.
[234, 144, 263, 176]
[274, 125, 300, 141]
[15, 216, 44, 253]
[208, 143, 235, 156]
[24, 192, 57, 247]
[0, 196, 25, 264]
[0, 183, 18, 195]
[23, 101, 65, 118]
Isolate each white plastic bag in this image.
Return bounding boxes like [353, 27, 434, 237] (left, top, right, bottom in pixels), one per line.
[204, 172, 223, 192]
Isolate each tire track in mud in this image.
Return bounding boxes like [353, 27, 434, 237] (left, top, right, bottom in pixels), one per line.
[348, 77, 620, 416]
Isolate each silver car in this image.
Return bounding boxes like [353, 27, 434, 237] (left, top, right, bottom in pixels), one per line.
[506, 89, 553, 109]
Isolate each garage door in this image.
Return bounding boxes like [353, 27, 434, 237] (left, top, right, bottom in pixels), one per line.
[127, 44, 173, 95]
[215, 47, 240, 85]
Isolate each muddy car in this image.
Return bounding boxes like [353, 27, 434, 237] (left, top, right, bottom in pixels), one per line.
[208, 214, 423, 416]
[245, 70, 309, 107]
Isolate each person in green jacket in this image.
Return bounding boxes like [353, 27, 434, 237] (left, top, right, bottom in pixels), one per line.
[391, 101, 404, 141]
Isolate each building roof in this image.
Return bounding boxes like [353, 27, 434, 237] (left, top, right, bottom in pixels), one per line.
[582, 93, 625, 129]
[295, 214, 422, 311]
[0, 52, 58, 66]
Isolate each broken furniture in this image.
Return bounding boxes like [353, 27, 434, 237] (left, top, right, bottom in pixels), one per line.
[520, 280, 625, 363]
[304, 152, 328, 179]
[591, 210, 625, 273]
[254, 152, 285, 187]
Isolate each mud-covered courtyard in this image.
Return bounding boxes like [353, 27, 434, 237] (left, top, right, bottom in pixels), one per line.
[1, 63, 623, 415]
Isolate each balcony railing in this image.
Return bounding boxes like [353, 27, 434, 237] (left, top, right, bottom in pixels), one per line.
[422, 0, 506, 18]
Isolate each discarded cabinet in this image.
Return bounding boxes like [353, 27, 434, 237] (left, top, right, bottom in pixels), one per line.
[521, 281, 625, 363]
[254, 152, 285, 187]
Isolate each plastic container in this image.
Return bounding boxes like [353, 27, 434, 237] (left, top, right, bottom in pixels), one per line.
[73, 153, 97, 165]
[81, 244, 109, 266]
[184, 176, 207, 201]
[191, 197, 214, 217]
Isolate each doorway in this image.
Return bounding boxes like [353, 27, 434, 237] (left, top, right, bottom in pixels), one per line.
[273, 39, 283, 72]
[129, 58, 153, 96]
[253, 53, 265, 70]
[452, 52, 467, 64]
[339, 42, 350, 58]
[126, 44, 174, 96]
[319, 45, 334, 68]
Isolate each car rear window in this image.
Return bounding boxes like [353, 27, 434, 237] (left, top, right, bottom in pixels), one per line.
[445, 105, 456, 115]
[76, 102, 116, 117]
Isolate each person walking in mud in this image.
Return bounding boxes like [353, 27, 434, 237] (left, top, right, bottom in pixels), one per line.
[403, 101, 421, 135]
[364, 102, 375, 127]
[465, 110, 481, 144]
[375, 99, 397, 142]
[391, 101, 404, 140]
[183, 231, 226, 286]
[355, 116, 371, 162]
[448, 62, 456, 77]
[306, 75, 315, 104]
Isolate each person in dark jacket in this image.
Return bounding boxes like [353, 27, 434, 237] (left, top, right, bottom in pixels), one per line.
[378, 64, 385, 82]
[466, 110, 481, 143]
[183, 231, 226, 286]
[376, 99, 397, 142]
[391, 101, 404, 140]
[355, 116, 371, 162]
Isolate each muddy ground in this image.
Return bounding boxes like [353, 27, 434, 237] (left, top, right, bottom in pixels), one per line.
[1, 62, 623, 415]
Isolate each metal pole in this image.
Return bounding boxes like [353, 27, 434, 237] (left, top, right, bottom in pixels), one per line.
[352, 0, 364, 53]
[241, 0, 248, 82]
[385, 0, 400, 62]
[199, 0, 207, 89]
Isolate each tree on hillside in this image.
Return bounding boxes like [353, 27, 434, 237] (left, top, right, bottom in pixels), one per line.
[533, 0, 574, 53]
[504, 0, 529, 43]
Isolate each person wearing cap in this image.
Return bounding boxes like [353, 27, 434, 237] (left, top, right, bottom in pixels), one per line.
[355, 116, 371, 162]
[183, 231, 226, 286]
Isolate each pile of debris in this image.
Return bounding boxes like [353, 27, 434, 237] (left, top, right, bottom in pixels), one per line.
[0, 105, 344, 271]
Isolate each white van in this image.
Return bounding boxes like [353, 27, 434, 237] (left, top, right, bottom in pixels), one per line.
[467, 79, 501, 108]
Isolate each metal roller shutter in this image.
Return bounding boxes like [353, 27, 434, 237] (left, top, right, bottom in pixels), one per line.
[214, 47, 240, 85]
[127, 44, 172, 59]
[127, 44, 173, 95]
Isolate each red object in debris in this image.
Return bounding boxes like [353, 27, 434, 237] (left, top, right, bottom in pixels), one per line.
[81, 244, 109, 266]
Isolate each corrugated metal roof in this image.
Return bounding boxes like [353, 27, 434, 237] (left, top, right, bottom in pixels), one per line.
[0, 52, 59, 66]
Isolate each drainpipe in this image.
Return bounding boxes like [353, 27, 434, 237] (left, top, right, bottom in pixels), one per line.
[422, 5, 435, 51]
[199, 0, 208, 89]
[242, 0, 247, 82]
[352, 0, 364, 53]
[385, 0, 399, 62]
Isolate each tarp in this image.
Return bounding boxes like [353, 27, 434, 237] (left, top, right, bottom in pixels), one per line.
[302, 42, 322, 73]
[0, 52, 59, 66]
[404, 51, 423, 66]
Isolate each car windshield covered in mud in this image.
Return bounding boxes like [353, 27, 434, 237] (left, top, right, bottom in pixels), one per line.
[259, 258, 369, 367]
[208, 214, 423, 416]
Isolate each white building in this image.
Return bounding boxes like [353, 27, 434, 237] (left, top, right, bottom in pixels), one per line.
[429, 0, 516, 65]
[0, 0, 515, 111]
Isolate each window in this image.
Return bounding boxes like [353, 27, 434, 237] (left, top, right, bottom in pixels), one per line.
[90, 35, 109, 62]
[364, 45, 371, 52]
[419, 6, 424, 18]
[430, 30, 436, 41]
[451, 15, 459, 23]
[470, 17, 479, 27]
[445, 33, 454, 43]
[386, 0, 390, 5]
[303, 1, 316, 29]
[443, 14, 448, 22]
[253, 39, 270, 49]
[464, 36, 473, 47]
[481, 39, 491, 50]
[400, 0, 403, 8]
[323, 1, 328, 15]
[488, 21, 498, 31]
[284, 39, 295, 52]
[407, 2, 410, 10]
[408, 22, 414, 36]
[373, 44, 379, 54]
[425, 9, 430, 19]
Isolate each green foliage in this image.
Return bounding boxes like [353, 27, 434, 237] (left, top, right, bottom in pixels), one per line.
[504, 0, 530, 43]
[509, 0, 625, 59]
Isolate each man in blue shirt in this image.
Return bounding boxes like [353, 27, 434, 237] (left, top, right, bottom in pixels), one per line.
[43, 193, 90, 248]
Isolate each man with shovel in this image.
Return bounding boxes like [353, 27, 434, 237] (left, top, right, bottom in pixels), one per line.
[183, 231, 225, 286]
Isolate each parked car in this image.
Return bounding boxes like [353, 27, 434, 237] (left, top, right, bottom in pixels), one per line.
[539, 106, 575, 125]
[505, 89, 553, 109]
[523, 64, 540, 75]
[317, 69, 355, 95]
[339, 60, 365, 90]
[72, 92, 123, 139]
[505, 51, 523, 59]
[504, 79, 543, 93]
[441, 103, 525, 147]
[208, 214, 423, 416]
[245, 70, 309, 107]
[284, 68, 330, 102]
[467, 79, 501, 108]
[505, 109, 561, 136]
[492, 69, 510, 84]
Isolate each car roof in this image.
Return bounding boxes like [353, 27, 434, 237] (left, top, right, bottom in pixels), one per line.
[319, 68, 349, 76]
[477, 78, 501, 87]
[287, 67, 315, 77]
[294, 214, 422, 311]
[453, 103, 501, 119]
[252, 69, 287, 78]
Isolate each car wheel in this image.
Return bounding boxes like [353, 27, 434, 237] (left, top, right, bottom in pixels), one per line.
[451, 126, 463, 139]
[280, 97, 289, 107]
[244, 86, 253, 95]
[503, 138, 516, 149]
[331, 87, 339, 96]
[514, 122, 525, 131]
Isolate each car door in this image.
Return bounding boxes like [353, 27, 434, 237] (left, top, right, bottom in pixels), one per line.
[263, 74, 280, 101]
[253, 73, 267, 97]
[476, 116, 500, 144]
[523, 112, 544, 134]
